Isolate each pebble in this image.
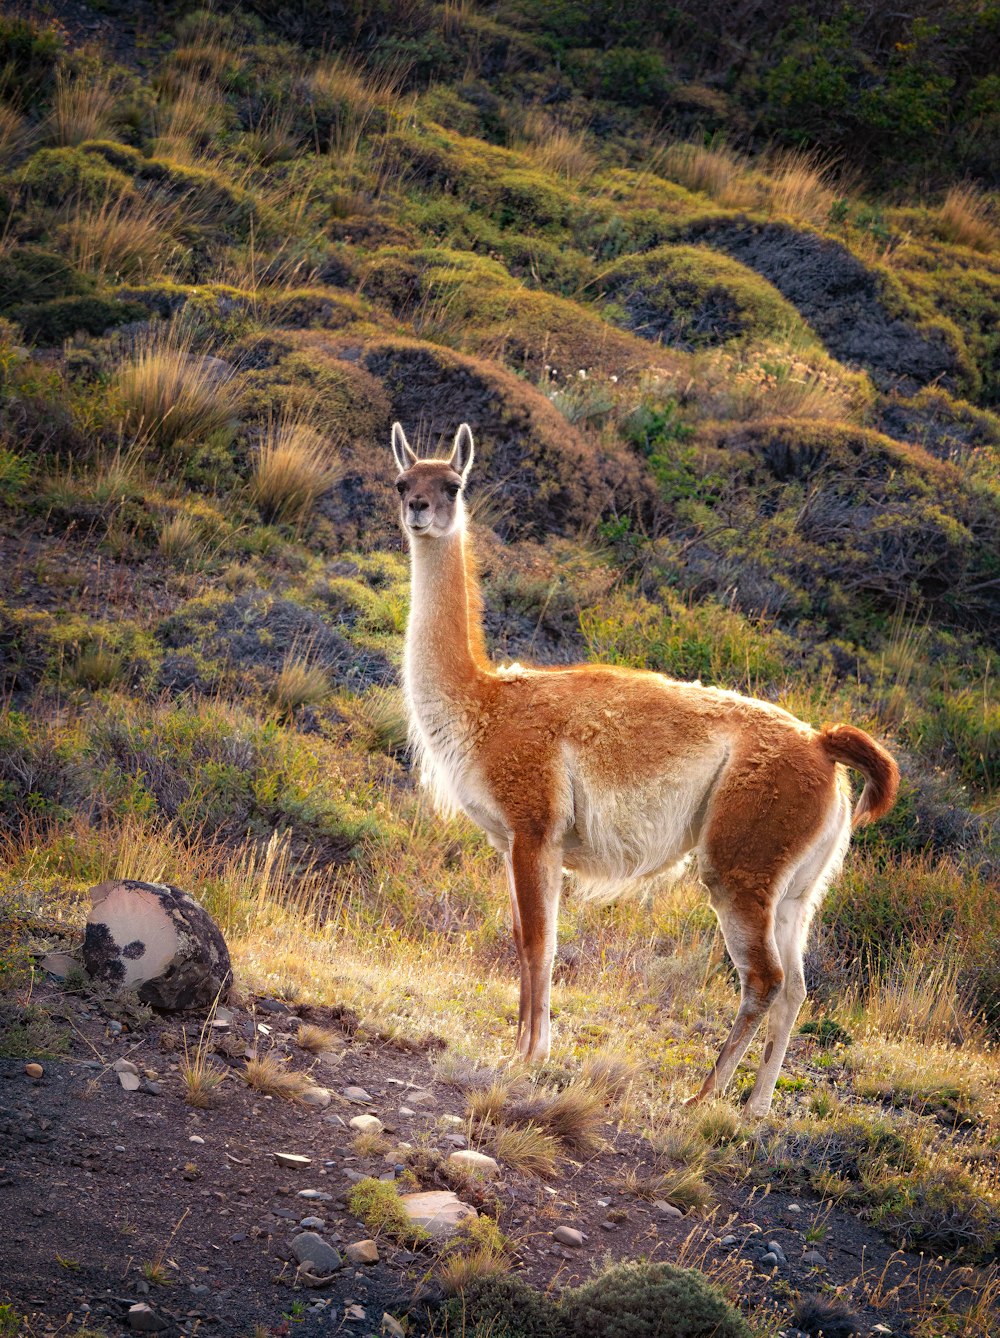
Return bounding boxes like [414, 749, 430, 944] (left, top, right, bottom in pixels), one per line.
[24, 1063, 43, 1079]
[324, 1113, 347, 1128]
[345, 1305, 366, 1321]
[653, 1200, 683, 1219]
[297, 1189, 332, 1201]
[767, 1240, 787, 1262]
[404, 1088, 436, 1106]
[720, 1235, 738, 1247]
[291, 1231, 342, 1274]
[127, 1302, 167, 1332]
[398, 1106, 415, 1117]
[118, 1071, 141, 1091]
[447, 1149, 499, 1178]
[871, 1326, 893, 1335]
[109, 1021, 123, 1035]
[440, 1114, 464, 1126]
[802, 1249, 827, 1266]
[760, 1252, 780, 1268]
[552, 1225, 584, 1247]
[349, 1114, 384, 1135]
[343, 1086, 373, 1104]
[345, 1239, 379, 1265]
[301, 1087, 332, 1110]
[787, 1203, 802, 1213]
[274, 1152, 311, 1168]
[299, 1216, 326, 1230]
[189, 1135, 205, 1145]
[444, 1133, 467, 1148]
[114, 1059, 139, 1075]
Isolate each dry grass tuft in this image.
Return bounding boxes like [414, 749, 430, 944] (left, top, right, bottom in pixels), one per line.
[623, 1163, 712, 1210]
[243, 1052, 314, 1102]
[513, 110, 594, 180]
[296, 1022, 340, 1053]
[270, 652, 332, 715]
[485, 1122, 560, 1178]
[48, 70, 116, 147]
[935, 183, 998, 252]
[0, 101, 32, 165]
[157, 512, 203, 564]
[151, 77, 227, 162]
[251, 415, 340, 524]
[763, 147, 838, 225]
[511, 1083, 606, 1155]
[179, 1007, 227, 1108]
[467, 1080, 513, 1125]
[63, 191, 176, 282]
[580, 1051, 637, 1103]
[663, 138, 756, 208]
[117, 325, 239, 453]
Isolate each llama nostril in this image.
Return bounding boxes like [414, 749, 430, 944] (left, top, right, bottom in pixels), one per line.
[410, 499, 429, 514]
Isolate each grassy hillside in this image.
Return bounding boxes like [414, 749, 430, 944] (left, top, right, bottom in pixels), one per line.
[1, 3, 998, 1335]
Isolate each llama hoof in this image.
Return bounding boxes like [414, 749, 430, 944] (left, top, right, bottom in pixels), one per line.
[743, 1101, 772, 1121]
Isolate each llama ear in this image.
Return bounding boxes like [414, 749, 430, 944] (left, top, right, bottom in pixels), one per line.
[449, 423, 475, 480]
[391, 421, 417, 473]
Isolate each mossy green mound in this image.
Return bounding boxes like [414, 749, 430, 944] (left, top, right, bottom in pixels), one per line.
[602, 244, 812, 350]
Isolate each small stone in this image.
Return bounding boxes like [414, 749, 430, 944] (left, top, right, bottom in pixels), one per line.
[871, 1326, 893, 1335]
[118, 1071, 141, 1091]
[398, 1106, 415, 1117]
[802, 1249, 827, 1266]
[127, 1303, 167, 1332]
[382, 1315, 405, 1338]
[299, 1216, 326, 1230]
[653, 1200, 683, 1219]
[40, 951, 78, 980]
[441, 1114, 464, 1126]
[760, 1252, 779, 1268]
[349, 1114, 384, 1135]
[189, 1135, 205, 1145]
[444, 1133, 467, 1148]
[720, 1235, 738, 1247]
[24, 1063, 43, 1079]
[143, 1082, 162, 1096]
[108, 1020, 123, 1035]
[291, 1231, 342, 1274]
[345, 1305, 366, 1321]
[405, 1088, 436, 1106]
[345, 1239, 379, 1265]
[114, 1059, 140, 1075]
[767, 1240, 787, 1261]
[447, 1150, 500, 1178]
[552, 1225, 584, 1247]
[274, 1153, 311, 1168]
[301, 1087, 332, 1110]
[787, 1203, 802, 1213]
[297, 1189, 332, 1201]
[343, 1086, 373, 1104]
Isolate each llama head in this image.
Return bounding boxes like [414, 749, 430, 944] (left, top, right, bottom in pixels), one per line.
[391, 422, 474, 539]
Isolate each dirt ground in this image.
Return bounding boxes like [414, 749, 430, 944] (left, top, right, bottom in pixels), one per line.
[0, 969, 966, 1338]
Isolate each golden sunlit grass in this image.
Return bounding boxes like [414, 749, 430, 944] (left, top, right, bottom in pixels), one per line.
[62, 191, 176, 282]
[621, 1163, 713, 1210]
[117, 324, 239, 452]
[243, 1051, 314, 1101]
[763, 146, 838, 225]
[151, 77, 228, 162]
[512, 110, 594, 181]
[250, 414, 340, 524]
[935, 183, 998, 252]
[662, 138, 756, 208]
[0, 101, 32, 165]
[297, 1022, 340, 1053]
[437, 1216, 513, 1296]
[48, 70, 115, 147]
[157, 511, 203, 564]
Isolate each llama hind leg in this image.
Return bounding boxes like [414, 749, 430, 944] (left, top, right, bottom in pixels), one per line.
[689, 897, 783, 1104]
[510, 834, 562, 1063]
[745, 801, 851, 1117]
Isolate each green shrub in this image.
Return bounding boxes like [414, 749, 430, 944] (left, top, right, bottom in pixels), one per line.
[16, 146, 132, 207]
[346, 1177, 430, 1245]
[453, 1273, 563, 1338]
[562, 1261, 751, 1338]
[0, 246, 93, 312]
[10, 294, 147, 344]
[0, 14, 63, 107]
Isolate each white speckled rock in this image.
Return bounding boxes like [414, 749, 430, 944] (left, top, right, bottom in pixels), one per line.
[398, 1190, 477, 1241]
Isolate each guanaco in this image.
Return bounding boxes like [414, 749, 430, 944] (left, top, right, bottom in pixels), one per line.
[392, 421, 898, 1116]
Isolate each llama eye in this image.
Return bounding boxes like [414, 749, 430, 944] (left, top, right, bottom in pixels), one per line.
[396, 481, 406, 495]
[445, 485, 460, 499]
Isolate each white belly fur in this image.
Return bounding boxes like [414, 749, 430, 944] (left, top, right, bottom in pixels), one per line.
[561, 738, 730, 902]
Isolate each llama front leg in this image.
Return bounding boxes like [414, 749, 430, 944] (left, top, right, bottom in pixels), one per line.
[509, 833, 562, 1063]
[503, 851, 531, 1058]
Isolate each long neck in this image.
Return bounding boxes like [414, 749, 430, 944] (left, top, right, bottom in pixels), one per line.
[404, 523, 489, 701]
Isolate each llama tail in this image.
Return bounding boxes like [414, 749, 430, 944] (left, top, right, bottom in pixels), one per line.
[819, 724, 899, 828]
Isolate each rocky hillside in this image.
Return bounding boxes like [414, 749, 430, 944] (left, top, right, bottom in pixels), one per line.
[0, 3, 998, 1336]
